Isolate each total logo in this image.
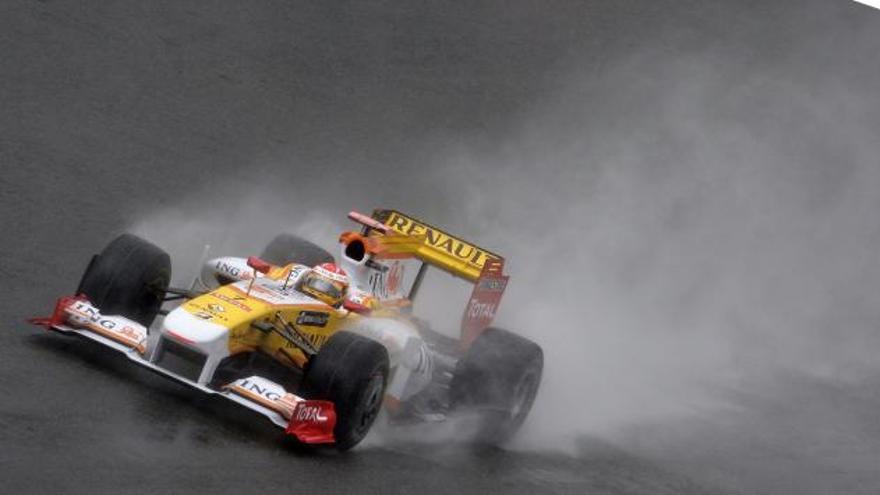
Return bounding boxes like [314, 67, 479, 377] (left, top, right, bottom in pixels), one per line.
[466, 300, 497, 319]
[295, 403, 329, 422]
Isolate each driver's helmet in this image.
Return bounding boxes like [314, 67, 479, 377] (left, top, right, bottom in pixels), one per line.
[301, 262, 349, 307]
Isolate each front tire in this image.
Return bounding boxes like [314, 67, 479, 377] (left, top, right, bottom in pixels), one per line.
[450, 327, 543, 445]
[76, 234, 171, 328]
[299, 331, 389, 451]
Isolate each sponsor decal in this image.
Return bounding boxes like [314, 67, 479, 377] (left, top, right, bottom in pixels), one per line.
[187, 300, 230, 321]
[280, 326, 329, 350]
[384, 211, 498, 268]
[285, 400, 336, 444]
[368, 271, 387, 298]
[307, 332, 328, 348]
[296, 311, 329, 327]
[66, 301, 145, 349]
[478, 278, 507, 292]
[210, 292, 252, 312]
[347, 290, 372, 306]
[386, 262, 403, 294]
[245, 282, 319, 306]
[249, 284, 287, 304]
[117, 326, 142, 340]
[215, 260, 242, 278]
[460, 264, 509, 348]
[466, 300, 497, 320]
[71, 301, 123, 330]
[206, 303, 225, 313]
[288, 265, 308, 280]
[365, 259, 388, 272]
[365, 261, 403, 298]
[295, 403, 328, 422]
[237, 378, 282, 401]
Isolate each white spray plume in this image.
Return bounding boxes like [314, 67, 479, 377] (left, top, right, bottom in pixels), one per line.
[129, 44, 880, 452]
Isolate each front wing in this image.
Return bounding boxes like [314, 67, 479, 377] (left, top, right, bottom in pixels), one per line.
[29, 296, 336, 445]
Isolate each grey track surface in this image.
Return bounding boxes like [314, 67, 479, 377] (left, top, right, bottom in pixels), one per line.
[3, 1, 880, 494]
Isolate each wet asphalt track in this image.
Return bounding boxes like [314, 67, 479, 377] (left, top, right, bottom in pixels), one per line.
[3, 1, 880, 493]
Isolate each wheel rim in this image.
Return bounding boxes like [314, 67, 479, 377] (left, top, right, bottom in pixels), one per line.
[510, 366, 539, 420]
[356, 372, 385, 433]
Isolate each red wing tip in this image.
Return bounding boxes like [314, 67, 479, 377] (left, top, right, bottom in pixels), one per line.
[27, 317, 53, 327]
[29, 294, 89, 328]
[285, 400, 337, 444]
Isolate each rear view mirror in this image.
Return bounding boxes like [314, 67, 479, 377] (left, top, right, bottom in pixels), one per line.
[343, 299, 371, 315]
[247, 256, 272, 274]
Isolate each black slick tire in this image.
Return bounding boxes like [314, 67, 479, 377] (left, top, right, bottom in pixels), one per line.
[76, 234, 171, 328]
[299, 331, 389, 451]
[449, 327, 543, 445]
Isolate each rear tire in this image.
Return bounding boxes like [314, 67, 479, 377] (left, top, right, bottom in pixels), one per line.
[450, 327, 543, 445]
[76, 234, 171, 328]
[260, 234, 333, 267]
[299, 331, 389, 451]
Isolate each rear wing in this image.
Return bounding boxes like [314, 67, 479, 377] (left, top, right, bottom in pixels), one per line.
[369, 209, 504, 282]
[347, 209, 509, 348]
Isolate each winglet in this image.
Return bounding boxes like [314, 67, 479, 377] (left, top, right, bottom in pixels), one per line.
[460, 258, 509, 349]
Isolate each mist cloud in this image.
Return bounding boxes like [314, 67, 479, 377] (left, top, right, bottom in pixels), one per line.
[129, 17, 880, 452]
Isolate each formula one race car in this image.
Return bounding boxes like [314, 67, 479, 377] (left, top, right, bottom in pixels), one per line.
[29, 209, 543, 451]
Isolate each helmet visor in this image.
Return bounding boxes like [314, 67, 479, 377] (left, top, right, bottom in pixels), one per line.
[304, 274, 344, 301]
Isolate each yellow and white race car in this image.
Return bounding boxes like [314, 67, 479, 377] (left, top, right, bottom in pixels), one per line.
[30, 209, 543, 451]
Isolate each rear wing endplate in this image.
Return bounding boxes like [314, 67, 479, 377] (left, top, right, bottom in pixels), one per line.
[460, 258, 509, 348]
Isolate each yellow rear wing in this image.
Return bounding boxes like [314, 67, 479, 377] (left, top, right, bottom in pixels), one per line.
[366, 209, 504, 282]
[346, 209, 509, 349]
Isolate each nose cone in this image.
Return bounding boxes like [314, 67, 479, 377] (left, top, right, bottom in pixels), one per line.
[180, 287, 270, 330]
[162, 307, 229, 355]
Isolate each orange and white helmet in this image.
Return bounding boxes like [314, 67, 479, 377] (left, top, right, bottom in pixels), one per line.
[301, 262, 349, 307]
